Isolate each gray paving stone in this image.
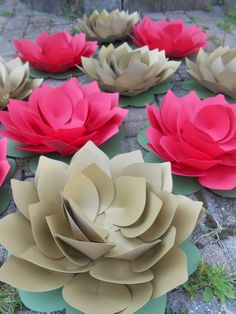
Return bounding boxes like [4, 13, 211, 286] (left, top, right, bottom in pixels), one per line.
[165, 10, 192, 22]
[141, 12, 166, 20]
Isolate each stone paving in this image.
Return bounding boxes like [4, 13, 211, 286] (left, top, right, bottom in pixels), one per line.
[0, 0, 236, 313]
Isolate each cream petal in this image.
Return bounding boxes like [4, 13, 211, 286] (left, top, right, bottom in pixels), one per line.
[29, 201, 64, 259]
[140, 191, 177, 242]
[37, 157, 69, 204]
[109, 150, 144, 178]
[106, 230, 161, 260]
[63, 169, 99, 221]
[11, 179, 39, 220]
[119, 283, 153, 314]
[120, 190, 162, 238]
[152, 247, 188, 297]
[161, 162, 173, 192]
[0, 256, 73, 292]
[56, 234, 114, 260]
[131, 226, 176, 272]
[63, 273, 131, 314]
[82, 163, 114, 213]
[105, 176, 146, 227]
[90, 258, 153, 284]
[172, 195, 203, 244]
[20, 245, 91, 273]
[0, 212, 35, 257]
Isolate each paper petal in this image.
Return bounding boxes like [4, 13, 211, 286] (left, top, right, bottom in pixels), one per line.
[180, 239, 201, 276]
[135, 294, 166, 314]
[7, 139, 37, 158]
[182, 80, 216, 98]
[172, 175, 203, 195]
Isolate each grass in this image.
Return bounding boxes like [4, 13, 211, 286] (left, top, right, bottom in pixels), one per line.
[0, 10, 16, 17]
[183, 262, 236, 304]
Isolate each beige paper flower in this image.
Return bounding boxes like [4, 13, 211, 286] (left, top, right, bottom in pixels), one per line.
[186, 46, 236, 98]
[81, 43, 181, 96]
[0, 57, 43, 109]
[75, 9, 139, 43]
[0, 142, 203, 313]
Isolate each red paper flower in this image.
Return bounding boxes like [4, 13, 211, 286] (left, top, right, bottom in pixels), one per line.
[0, 78, 127, 155]
[146, 91, 236, 190]
[0, 138, 10, 187]
[13, 32, 98, 73]
[131, 18, 208, 58]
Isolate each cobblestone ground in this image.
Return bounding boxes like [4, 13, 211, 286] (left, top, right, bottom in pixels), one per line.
[0, 0, 236, 313]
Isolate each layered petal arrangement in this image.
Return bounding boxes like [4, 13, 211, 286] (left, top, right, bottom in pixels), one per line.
[75, 9, 139, 43]
[0, 57, 42, 109]
[146, 90, 236, 190]
[0, 137, 10, 186]
[81, 43, 180, 96]
[131, 18, 208, 58]
[0, 78, 127, 155]
[0, 141, 203, 313]
[13, 32, 98, 73]
[186, 46, 236, 98]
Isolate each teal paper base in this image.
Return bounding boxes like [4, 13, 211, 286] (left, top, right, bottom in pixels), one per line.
[210, 187, 236, 199]
[119, 81, 171, 108]
[0, 185, 10, 215]
[30, 67, 83, 80]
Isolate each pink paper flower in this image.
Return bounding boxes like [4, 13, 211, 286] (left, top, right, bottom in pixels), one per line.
[146, 91, 236, 190]
[0, 78, 127, 155]
[0, 138, 10, 187]
[131, 18, 208, 58]
[13, 32, 98, 73]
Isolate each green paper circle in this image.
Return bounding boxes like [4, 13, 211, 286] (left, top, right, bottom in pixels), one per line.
[30, 67, 83, 80]
[66, 304, 83, 314]
[0, 185, 11, 214]
[209, 187, 236, 198]
[19, 288, 68, 312]
[180, 240, 201, 276]
[6, 158, 16, 180]
[182, 80, 215, 98]
[136, 294, 166, 314]
[172, 175, 203, 195]
[119, 81, 171, 108]
[7, 140, 37, 158]
[144, 151, 164, 163]
[137, 128, 149, 151]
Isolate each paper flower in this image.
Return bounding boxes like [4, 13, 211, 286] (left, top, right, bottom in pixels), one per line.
[0, 78, 127, 155]
[0, 57, 42, 109]
[186, 46, 236, 99]
[13, 32, 98, 73]
[0, 141, 203, 313]
[146, 90, 236, 190]
[75, 9, 139, 43]
[0, 137, 10, 187]
[81, 43, 180, 96]
[131, 18, 208, 58]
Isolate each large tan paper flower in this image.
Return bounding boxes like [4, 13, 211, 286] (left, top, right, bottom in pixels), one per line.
[0, 57, 43, 109]
[75, 9, 139, 43]
[81, 43, 181, 96]
[186, 46, 236, 98]
[0, 142, 203, 313]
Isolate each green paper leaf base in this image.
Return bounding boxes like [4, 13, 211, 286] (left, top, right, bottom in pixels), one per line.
[0, 185, 11, 215]
[6, 158, 16, 180]
[144, 152, 203, 195]
[7, 140, 38, 158]
[119, 81, 171, 108]
[180, 240, 201, 276]
[209, 187, 236, 198]
[182, 80, 235, 103]
[30, 66, 83, 80]
[137, 127, 149, 151]
[29, 127, 126, 174]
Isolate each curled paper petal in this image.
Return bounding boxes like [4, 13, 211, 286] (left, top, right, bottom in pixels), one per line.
[132, 18, 208, 58]
[186, 46, 236, 99]
[13, 32, 98, 73]
[0, 141, 203, 313]
[145, 90, 236, 193]
[0, 78, 127, 155]
[81, 42, 180, 97]
[0, 57, 42, 109]
[75, 9, 139, 43]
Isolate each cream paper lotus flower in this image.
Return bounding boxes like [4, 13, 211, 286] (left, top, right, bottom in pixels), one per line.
[76, 9, 139, 43]
[0, 141, 203, 314]
[81, 43, 181, 96]
[0, 57, 43, 109]
[186, 46, 236, 98]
